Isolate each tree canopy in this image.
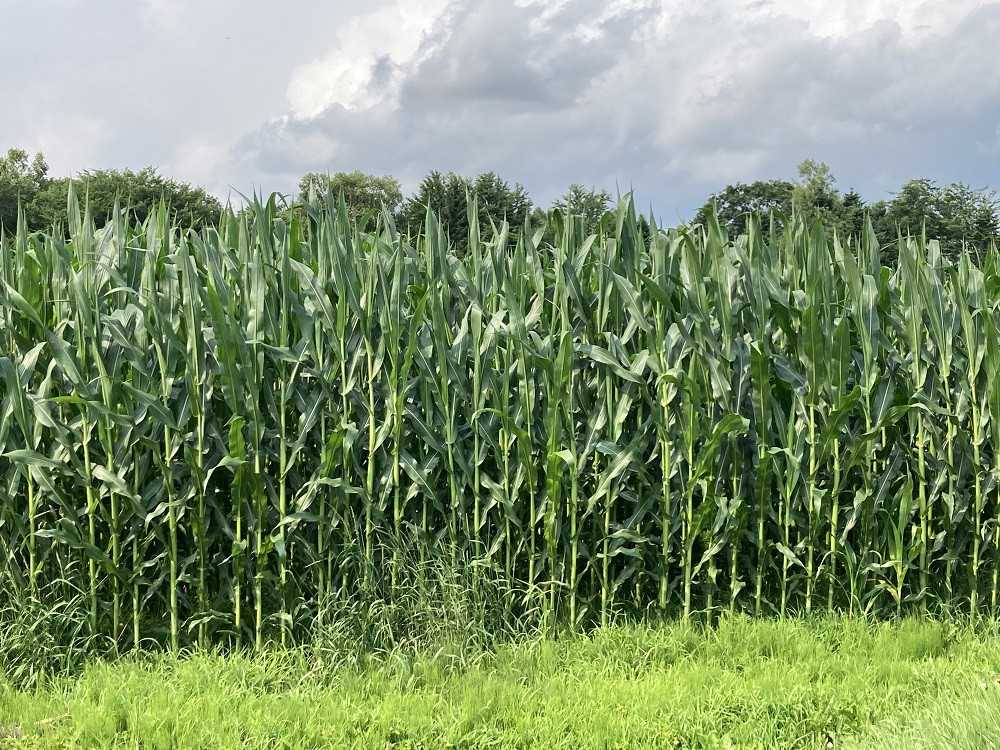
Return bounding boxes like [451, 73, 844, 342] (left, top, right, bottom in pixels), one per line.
[701, 161, 999, 264]
[552, 183, 613, 235]
[397, 170, 531, 250]
[869, 179, 999, 264]
[698, 179, 794, 236]
[6, 146, 997, 266]
[397, 171, 471, 243]
[470, 171, 532, 234]
[0, 148, 48, 232]
[30, 167, 222, 230]
[298, 171, 402, 225]
[1, 150, 222, 234]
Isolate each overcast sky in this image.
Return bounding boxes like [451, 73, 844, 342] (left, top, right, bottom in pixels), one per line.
[2, 0, 998, 220]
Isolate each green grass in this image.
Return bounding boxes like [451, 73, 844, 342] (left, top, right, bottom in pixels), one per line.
[2, 616, 999, 749]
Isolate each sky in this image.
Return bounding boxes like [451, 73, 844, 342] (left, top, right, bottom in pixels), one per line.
[2, 0, 998, 221]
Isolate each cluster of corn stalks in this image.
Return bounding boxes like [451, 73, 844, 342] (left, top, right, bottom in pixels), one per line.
[2, 187, 1000, 650]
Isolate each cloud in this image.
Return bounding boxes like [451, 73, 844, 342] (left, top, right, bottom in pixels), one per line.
[286, 0, 453, 118]
[230, 0, 1000, 215]
[9, 0, 1000, 219]
[639, 0, 1000, 193]
[14, 0, 992, 217]
[235, 0, 662, 201]
[25, 116, 115, 178]
[0, 0, 383, 198]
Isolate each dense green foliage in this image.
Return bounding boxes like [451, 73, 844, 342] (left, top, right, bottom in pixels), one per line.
[6, 145, 998, 266]
[396, 170, 531, 250]
[29, 168, 222, 231]
[551, 183, 613, 235]
[869, 178, 1000, 265]
[4, 189, 1000, 653]
[297, 171, 403, 225]
[0, 149, 48, 233]
[0, 150, 221, 234]
[698, 178, 795, 236]
[3, 617, 1000, 748]
[703, 160, 999, 262]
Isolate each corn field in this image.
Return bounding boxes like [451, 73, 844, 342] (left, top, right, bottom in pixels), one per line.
[2, 188, 1000, 650]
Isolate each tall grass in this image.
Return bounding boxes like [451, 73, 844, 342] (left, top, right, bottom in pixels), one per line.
[2, 188, 1000, 650]
[6, 617, 999, 749]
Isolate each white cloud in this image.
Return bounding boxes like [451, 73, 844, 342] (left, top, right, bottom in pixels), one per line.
[8, 0, 997, 216]
[227, 0, 1000, 213]
[167, 138, 234, 195]
[755, 0, 987, 41]
[286, 0, 452, 118]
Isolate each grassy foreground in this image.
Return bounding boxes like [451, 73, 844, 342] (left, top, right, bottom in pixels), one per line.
[1, 616, 999, 749]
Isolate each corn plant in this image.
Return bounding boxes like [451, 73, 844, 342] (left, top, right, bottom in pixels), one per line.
[2, 191, 1000, 651]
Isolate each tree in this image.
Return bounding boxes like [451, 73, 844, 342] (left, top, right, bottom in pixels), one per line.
[553, 183, 612, 235]
[0, 148, 49, 234]
[397, 170, 531, 251]
[840, 189, 867, 240]
[698, 179, 794, 236]
[700, 162, 863, 240]
[470, 171, 531, 234]
[937, 182, 999, 262]
[298, 170, 402, 225]
[397, 171, 471, 246]
[870, 178, 999, 264]
[29, 167, 222, 230]
[791, 159, 870, 239]
[792, 160, 838, 214]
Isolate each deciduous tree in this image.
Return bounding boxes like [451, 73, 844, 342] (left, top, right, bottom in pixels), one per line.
[0, 148, 48, 233]
[298, 171, 402, 225]
[29, 166, 221, 230]
[697, 179, 794, 236]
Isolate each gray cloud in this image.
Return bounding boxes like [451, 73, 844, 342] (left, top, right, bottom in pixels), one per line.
[0, 0, 380, 200]
[230, 0, 1000, 217]
[4, 1, 999, 218]
[234, 0, 662, 204]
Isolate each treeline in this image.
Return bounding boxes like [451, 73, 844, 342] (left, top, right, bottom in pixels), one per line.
[702, 159, 1000, 264]
[0, 148, 612, 248]
[285, 170, 612, 252]
[2, 147, 998, 263]
[0, 150, 221, 233]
